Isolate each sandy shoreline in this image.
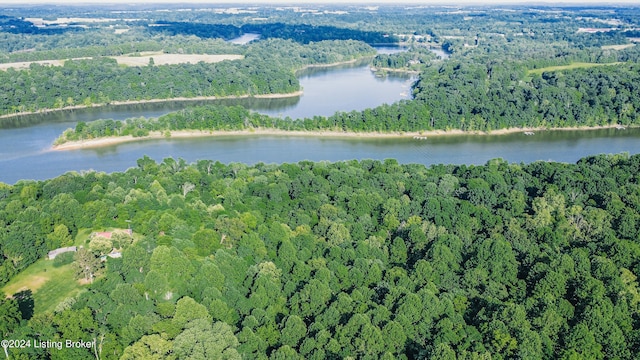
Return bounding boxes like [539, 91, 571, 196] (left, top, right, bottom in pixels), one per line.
[51, 124, 633, 151]
[0, 91, 304, 120]
[0, 56, 374, 120]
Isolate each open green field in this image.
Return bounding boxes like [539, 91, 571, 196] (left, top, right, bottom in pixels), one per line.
[0, 228, 131, 314]
[527, 62, 623, 75]
[1, 259, 85, 314]
[601, 44, 635, 50]
[76, 228, 93, 246]
[1, 228, 95, 314]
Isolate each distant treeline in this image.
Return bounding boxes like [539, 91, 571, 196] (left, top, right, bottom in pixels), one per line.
[0, 39, 374, 115]
[0, 15, 80, 35]
[149, 21, 399, 44]
[371, 47, 439, 71]
[56, 60, 640, 144]
[0, 15, 398, 45]
[0, 38, 243, 64]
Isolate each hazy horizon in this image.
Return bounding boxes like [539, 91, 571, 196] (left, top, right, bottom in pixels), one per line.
[1, 0, 639, 6]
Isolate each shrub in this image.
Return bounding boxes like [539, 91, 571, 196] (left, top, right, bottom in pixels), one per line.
[52, 251, 75, 268]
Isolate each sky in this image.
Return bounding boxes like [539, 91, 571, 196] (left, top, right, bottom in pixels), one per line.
[1, 0, 639, 5]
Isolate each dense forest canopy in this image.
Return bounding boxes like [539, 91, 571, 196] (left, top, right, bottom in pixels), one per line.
[55, 60, 640, 144]
[2, 3, 640, 360]
[2, 154, 640, 359]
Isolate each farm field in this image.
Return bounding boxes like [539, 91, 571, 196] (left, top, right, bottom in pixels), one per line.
[0, 53, 244, 70]
[527, 61, 623, 75]
[109, 53, 244, 66]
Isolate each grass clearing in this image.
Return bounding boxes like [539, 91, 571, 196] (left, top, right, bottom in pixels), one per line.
[527, 62, 623, 76]
[110, 53, 244, 66]
[0, 53, 244, 71]
[1, 229, 94, 314]
[2, 259, 85, 314]
[76, 228, 94, 246]
[0, 59, 74, 71]
[601, 44, 635, 50]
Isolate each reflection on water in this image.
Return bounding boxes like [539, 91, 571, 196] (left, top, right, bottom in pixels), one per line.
[0, 58, 413, 182]
[0, 44, 638, 183]
[2, 127, 640, 184]
[0, 58, 410, 128]
[0, 97, 303, 130]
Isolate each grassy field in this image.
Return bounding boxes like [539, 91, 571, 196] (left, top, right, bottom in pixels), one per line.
[76, 228, 93, 246]
[1, 259, 85, 314]
[1, 228, 96, 314]
[2, 225, 140, 315]
[527, 62, 623, 76]
[0, 53, 244, 71]
[110, 53, 244, 66]
[601, 44, 635, 50]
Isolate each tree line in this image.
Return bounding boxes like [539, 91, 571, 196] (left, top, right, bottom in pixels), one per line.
[55, 60, 640, 145]
[0, 39, 375, 115]
[371, 46, 438, 72]
[149, 21, 397, 45]
[1, 154, 640, 358]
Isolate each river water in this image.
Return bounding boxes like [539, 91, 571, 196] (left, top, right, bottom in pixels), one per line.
[1, 49, 639, 184]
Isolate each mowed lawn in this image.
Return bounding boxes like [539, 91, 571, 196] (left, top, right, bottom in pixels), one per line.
[1, 229, 92, 314]
[2, 259, 85, 314]
[527, 62, 623, 76]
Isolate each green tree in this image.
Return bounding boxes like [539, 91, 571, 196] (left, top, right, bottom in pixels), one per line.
[172, 297, 210, 329]
[0, 296, 21, 337]
[121, 334, 175, 360]
[281, 315, 307, 348]
[46, 224, 73, 250]
[150, 246, 194, 296]
[73, 248, 102, 283]
[192, 229, 220, 257]
[173, 319, 241, 360]
[89, 236, 113, 256]
[561, 323, 604, 360]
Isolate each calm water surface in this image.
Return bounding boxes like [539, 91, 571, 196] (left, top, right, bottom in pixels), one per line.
[2, 127, 639, 184]
[0, 59, 412, 183]
[1, 49, 639, 183]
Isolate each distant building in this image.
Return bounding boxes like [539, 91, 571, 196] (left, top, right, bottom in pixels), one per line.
[100, 249, 123, 262]
[48, 246, 77, 260]
[94, 232, 113, 239]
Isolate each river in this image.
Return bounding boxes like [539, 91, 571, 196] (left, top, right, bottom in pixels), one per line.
[1, 50, 639, 183]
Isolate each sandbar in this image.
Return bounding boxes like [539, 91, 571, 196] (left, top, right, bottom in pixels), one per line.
[51, 124, 633, 151]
